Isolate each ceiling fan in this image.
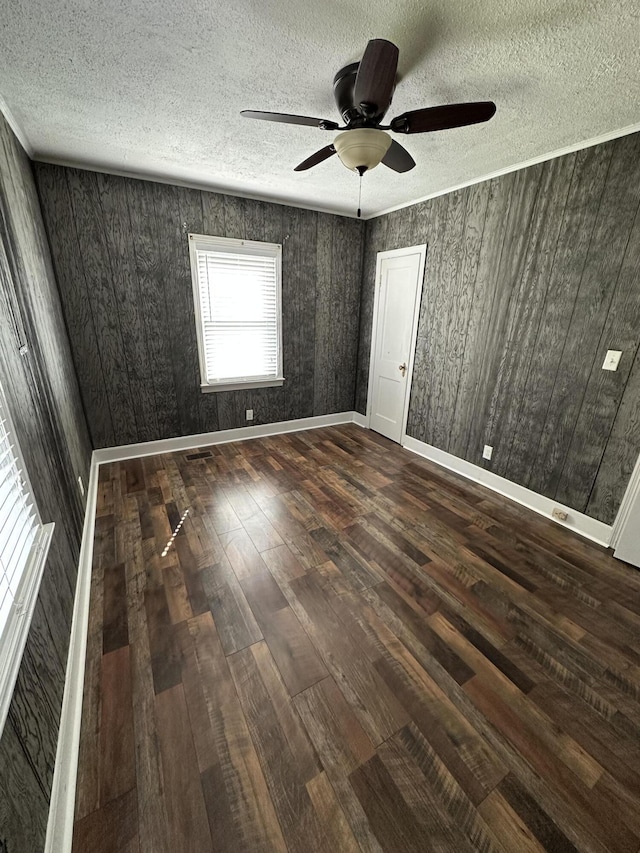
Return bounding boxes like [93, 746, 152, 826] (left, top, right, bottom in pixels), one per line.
[241, 39, 496, 176]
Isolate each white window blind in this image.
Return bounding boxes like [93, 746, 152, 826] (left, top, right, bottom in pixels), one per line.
[189, 234, 283, 391]
[0, 382, 53, 737]
[0, 408, 38, 635]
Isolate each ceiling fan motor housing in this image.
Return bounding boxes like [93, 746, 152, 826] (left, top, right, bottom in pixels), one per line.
[333, 63, 362, 125]
[333, 61, 395, 126]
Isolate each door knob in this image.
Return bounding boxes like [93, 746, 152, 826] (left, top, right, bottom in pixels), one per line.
[399, 363, 407, 377]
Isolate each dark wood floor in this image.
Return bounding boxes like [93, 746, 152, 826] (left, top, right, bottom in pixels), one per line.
[73, 424, 640, 853]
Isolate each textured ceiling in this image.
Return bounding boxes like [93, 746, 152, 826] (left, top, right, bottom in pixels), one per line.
[1, 0, 639, 217]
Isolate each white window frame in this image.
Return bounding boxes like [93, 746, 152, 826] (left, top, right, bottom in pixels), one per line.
[188, 233, 285, 393]
[0, 381, 54, 738]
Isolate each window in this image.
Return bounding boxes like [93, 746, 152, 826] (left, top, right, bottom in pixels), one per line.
[188, 234, 284, 392]
[0, 381, 53, 736]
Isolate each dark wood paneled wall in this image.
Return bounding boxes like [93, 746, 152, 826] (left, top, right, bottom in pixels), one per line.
[0, 115, 92, 850]
[358, 132, 640, 525]
[34, 166, 365, 449]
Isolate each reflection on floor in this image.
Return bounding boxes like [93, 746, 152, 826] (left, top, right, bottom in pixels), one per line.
[74, 424, 640, 852]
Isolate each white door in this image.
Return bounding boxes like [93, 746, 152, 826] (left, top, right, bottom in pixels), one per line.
[612, 454, 640, 569]
[367, 246, 426, 443]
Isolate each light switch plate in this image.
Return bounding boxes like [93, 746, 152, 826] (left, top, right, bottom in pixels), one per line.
[602, 350, 622, 371]
[483, 444, 493, 460]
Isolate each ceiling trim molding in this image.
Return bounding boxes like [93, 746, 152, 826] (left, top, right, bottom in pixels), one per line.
[30, 155, 362, 220]
[371, 121, 640, 219]
[29, 119, 640, 222]
[0, 96, 33, 157]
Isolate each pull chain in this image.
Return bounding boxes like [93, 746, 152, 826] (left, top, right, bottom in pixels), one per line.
[357, 171, 363, 218]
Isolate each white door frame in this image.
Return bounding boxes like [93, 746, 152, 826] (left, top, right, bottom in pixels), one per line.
[365, 244, 427, 440]
[610, 450, 640, 551]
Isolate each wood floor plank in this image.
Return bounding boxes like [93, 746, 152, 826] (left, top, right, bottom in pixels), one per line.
[497, 773, 580, 853]
[436, 618, 604, 789]
[162, 562, 193, 624]
[261, 498, 329, 568]
[310, 525, 381, 590]
[181, 613, 287, 852]
[174, 534, 210, 616]
[393, 722, 506, 852]
[294, 676, 376, 774]
[305, 772, 361, 853]
[144, 585, 183, 695]
[221, 483, 261, 521]
[242, 509, 284, 552]
[228, 642, 334, 853]
[235, 557, 329, 695]
[220, 526, 267, 581]
[124, 511, 170, 853]
[529, 680, 640, 796]
[177, 624, 219, 774]
[262, 603, 329, 695]
[349, 749, 476, 853]
[99, 646, 135, 806]
[75, 425, 640, 853]
[247, 640, 321, 783]
[289, 570, 410, 744]
[200, 557, 262, 654]
[294, 677, 383, 853]
[478, 788, 548, 853]
[155, 684, 213, 853]
[375, 734, 483, 853]
[371, 638, 508, 804]
[465, 677, 637, 853]
[364, 511, 432, 567]
[73, 787, 139, 853]
[262, 542, 307, 581]
[367, 582, 475, 685]
[102, 562, 129, 654]
[431, 607, 535, 693]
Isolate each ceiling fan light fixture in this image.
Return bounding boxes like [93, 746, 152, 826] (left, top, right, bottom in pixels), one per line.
[242, 40, 496, 179]
[334, 128, 392, 172]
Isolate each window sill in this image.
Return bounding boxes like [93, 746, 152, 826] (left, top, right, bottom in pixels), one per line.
[201, 377, 285, 393]
[0, 521, 54, 738]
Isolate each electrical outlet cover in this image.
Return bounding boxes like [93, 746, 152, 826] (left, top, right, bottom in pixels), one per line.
[482, 444, 493, 460]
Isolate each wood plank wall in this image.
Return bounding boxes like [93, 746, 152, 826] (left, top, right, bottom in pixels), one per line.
[357, 132, 640, 526]
[33, 166, 365, 449]
[0, 115, 92, 850]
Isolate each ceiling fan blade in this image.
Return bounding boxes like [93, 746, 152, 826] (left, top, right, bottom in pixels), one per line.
[354, 39, 399, 117]
[294, 145, 337, 171]
[390, 101, 496, 134]
[381, 140, 416, 173]
[241, 110, 339, 130]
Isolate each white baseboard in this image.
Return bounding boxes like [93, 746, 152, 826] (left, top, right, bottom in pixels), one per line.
[402, 435, 613, 547]
[45, 457, 100, 853]
[93, 411, 361, 464]
[352, 411, 368, 428]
